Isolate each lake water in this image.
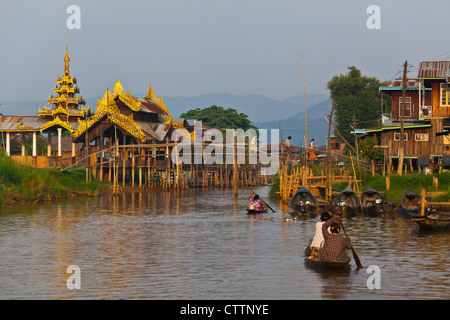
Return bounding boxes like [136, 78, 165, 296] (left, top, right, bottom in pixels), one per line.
[0, 186, 448, 300]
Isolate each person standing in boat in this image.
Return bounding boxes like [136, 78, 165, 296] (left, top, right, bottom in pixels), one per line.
[321, 216, 352, 262]
[308, 211, 331, 259]
[248, 192, 263, 210]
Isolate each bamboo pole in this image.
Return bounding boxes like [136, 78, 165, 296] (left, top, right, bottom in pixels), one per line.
[397, 60, 408, 176]
[420, 188, 426, 216]
[234, 140, 238, 197]
[326, 104, 334, 201]
[123, 146, 126, 188]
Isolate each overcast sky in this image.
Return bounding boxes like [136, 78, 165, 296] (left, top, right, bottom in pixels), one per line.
[1, 0, 450, 103]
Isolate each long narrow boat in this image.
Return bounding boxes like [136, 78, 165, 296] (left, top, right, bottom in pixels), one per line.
[411, 209, 450, 231]
[246, 206, 268, 214]
[288, 187, 319, 214]
[304, 246, 350, 269]
[329, 186, 361, 216]
[400, 189, 421, 217]
[360, 186, 392, 216]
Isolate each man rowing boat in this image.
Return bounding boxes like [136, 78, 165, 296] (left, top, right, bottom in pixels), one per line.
[321, 216, 352, 262]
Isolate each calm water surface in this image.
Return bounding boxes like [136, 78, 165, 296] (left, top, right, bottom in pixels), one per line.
[0, 186, 448, 299]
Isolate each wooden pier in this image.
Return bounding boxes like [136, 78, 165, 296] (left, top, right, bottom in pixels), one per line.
[62, 142, 268, 192]
[277, 146, 361, 204]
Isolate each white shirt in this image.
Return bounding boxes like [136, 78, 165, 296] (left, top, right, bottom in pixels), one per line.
[311, 221, 331, 248]
[286, 139, 291, 148]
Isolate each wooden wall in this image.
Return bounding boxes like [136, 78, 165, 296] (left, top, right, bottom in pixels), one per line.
[380, 119, 445, 158]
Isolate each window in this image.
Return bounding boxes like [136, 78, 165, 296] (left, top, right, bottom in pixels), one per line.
[440, 83, 450, 106]
[399, 97, 412, 117]
[394, 133, 408, 141]
[415, 133, 429, 141]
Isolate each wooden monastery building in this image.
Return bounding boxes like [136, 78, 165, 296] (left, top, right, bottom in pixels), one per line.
[0, 46, 267, 189]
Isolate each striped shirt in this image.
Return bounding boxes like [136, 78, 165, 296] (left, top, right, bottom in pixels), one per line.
[321, 219, 352, 262]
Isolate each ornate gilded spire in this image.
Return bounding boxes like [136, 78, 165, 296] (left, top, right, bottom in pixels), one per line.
[64, 41, 70, 75]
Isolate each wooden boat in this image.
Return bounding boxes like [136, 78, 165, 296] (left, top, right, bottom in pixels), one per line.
[400, 189, 421, 217]
[411, 208, 450, 231]
[246, 205, 268, 214]
[304, 246, 350, 269]
[360, 186, 392, 216]
[288, 187, 319, 214]
[329, 186, 361, 216]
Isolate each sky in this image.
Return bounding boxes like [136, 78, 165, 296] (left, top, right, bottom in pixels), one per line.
[1, 0, 450, 103]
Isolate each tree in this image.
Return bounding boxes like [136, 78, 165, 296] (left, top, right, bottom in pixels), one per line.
[327, 66, 387, 148]
[180, 105, 258, 134]
[359, 137, 384, 162]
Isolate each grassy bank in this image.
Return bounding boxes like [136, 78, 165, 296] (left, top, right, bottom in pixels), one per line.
[269, 165, 450, 204]
[0, 150, 109, 206]
[339, 171, 449, 204]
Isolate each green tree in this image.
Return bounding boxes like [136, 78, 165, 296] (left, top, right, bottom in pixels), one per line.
[359, 136, 384, 162]
[180, 105, 257, 133]
[327, 66, 387, 147]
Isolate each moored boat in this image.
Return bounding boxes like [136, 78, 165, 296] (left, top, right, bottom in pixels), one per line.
[288, 187, 319, 214]
[360, 186, 392, 216]
[400, 189, 421, 217]
[411, 208, 450, 231]
[329, 186, 361, 216]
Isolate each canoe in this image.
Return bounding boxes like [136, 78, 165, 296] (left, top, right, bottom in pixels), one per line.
[411, 209, 450, 231]
[288, 187, 319, 214]
[360, 186, 392, 216]
[329, 186, 361, 216]
[400, 189, 421, 216]
[304, 246, 350, 269]
[246, 206, 268, 214]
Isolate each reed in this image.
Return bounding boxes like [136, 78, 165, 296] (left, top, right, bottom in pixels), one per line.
[0, 150, 107, 206]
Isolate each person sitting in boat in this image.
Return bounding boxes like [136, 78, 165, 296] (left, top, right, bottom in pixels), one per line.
[321, 216, 352, 262]
[308, 211, 331, 260]
[248, 192, 263, 210]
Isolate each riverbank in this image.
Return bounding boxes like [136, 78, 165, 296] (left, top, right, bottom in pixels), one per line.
[0, 151, 110, 206]
[269, 164, 450, 204]
[335, 170, 450, 204]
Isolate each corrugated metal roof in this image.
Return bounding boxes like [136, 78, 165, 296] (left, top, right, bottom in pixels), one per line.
[136, 97, 168, 115]
[115, 95, 168, 115]
[389, 78, 421, 87]
[418, 61, 450, 80]
[379, 78, 430, 91]
[134, 121, 171, 142]
[0, 116, 46, 131]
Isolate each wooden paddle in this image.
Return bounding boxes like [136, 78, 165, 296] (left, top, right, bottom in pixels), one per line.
[251, 190, 275, 212]
[339, 220, 363, 268]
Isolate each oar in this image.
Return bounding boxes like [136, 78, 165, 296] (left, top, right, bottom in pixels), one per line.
[261, 198, 275, 212]
[339, 220, 363, 268]
[251, 190, 275, 212]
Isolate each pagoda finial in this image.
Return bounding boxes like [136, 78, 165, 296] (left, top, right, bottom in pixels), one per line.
[64, 40, 70, 75]
[145, 84, 154, 99]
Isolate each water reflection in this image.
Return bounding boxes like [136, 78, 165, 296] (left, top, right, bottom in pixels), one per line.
[0, 187, 448, 299]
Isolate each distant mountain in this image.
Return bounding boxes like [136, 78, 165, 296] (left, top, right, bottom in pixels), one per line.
[0, 92, 332, 145]
[254, 99, 332, 147]
[162, 93, 330, 123]
[1, 92, 329, 121]
[0, 101, 41, 116]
